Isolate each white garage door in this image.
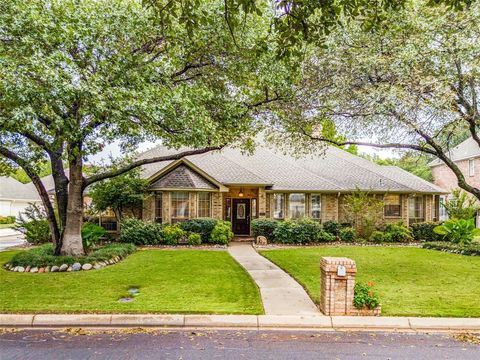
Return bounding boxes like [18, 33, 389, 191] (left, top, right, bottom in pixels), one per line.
[0, 200, 12, 216]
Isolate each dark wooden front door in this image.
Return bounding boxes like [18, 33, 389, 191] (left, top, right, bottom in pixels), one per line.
[232, 199, 251, 235]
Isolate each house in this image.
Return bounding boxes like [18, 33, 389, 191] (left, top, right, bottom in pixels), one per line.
[430, 137, 480, 221]
[138, 144, 446, 236]
[0, 176, 41, 218]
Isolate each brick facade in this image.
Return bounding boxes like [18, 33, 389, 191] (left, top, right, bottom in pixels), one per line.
[432, 157, 480, 192]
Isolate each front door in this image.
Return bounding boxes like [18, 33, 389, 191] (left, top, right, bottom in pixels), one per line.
[232, 199, 251, 235]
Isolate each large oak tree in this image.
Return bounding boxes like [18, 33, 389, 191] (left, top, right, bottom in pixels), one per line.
[0, 0, 289, 255]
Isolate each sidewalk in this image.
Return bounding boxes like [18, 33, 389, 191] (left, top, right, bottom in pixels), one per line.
[228, 242, 320, 315]
[0, 228, 26, 251]
[1, 314, 480, 332]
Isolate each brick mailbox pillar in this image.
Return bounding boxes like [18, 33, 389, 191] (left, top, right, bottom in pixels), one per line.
[320, 257, 357, 316]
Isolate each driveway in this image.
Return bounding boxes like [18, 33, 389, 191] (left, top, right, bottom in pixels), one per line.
[0, 228, 26, 251]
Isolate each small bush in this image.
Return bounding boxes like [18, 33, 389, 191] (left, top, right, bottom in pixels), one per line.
[162, 224, 185, 245]
[8, 243, 136, 268]
[410, 222, 442, 242]
[180, 218, 217, 243]
[353, 282, 380, 310]
[272, 220, 296, 244]
[187, 233, 202, 246]
[370, 230, 391, 244]
[81, 222, 106, 249]
[210, 220, 234, 245]
[0, 216, 15, 224]
[434, 218, 480, 245]
[119, 218, 163, 245]
[251, 219, 278, 241]
[272, 220, 335, 244]
[323, 221, 341, 236]
[339, 227, 357, 242]
[23, 220, 51, 244]
[423, 241, 480, 256]
[383, 222, 413, 242]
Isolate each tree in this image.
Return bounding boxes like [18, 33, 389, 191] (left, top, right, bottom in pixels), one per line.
[366, 152, 434, 182]
[269, 0, 480, 200]
[88, 169, 149, 222]
[343, 190, 384, 238]
[0, 0, 287, 255]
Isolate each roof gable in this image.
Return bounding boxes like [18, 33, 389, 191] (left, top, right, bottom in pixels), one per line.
[150, 164, 217, 190]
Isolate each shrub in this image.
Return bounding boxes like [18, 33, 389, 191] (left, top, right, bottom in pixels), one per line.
[339, 227, 357, 242]
[353, 282, 380, 310]
[119, 218, 163, 245]
[383, 222, 413, 242]
[162, 224, 185, 245]
[442, 189, 479, 220]
[0, 216, 15, 224]
[411, 222, 442, 242]
[423, 241, 480, 256]
[187, 233, 202, 246]
[210, 220, 234, 245]
[251, 219, 278, 241]
[15, 203, 51, 244]
[273, 220, 335, 244]
[272, 220, 296, 244]
[179, 218, 217, 243]
[370, 230, 391, 244]
[343, 190, 384, 238]
[81, 223, 106, 249]
[434, 218, 480, 245]
[323, 221, 340, 236]
[8, 243, 136, 268]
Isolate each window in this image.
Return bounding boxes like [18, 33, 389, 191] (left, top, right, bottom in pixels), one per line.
[273, 193, 285, 219]
[289, 193, 305, 219]
[225, 198, 232, 221]
[408, 195, 424, 222]
[251, 198, 257, 218]
[155, 192, 163, 223]
[469, 159, 475, 176]
[197, 192, 211, 218]
[171, 192, 189, 222]
[384, 194, 401, 217]
[310, 194, 321, 220]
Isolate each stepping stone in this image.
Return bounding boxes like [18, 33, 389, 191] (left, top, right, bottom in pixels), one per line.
[118, 297, 134, 303]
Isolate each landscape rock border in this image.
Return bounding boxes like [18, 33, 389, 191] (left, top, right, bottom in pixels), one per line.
[3, 255, 124, 274]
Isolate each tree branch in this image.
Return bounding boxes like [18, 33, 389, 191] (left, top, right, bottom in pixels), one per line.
[83, 145, 225, 188]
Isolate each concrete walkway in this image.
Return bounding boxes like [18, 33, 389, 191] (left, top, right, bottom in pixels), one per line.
[228, 242, 320, 315]
[0, 228, 26, 251]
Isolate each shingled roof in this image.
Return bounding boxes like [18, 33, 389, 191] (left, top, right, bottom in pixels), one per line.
[150, 165, 216, 190]
[0, 176, 40, 201]
[140, 143, 445, 194]
[429, 137, 480, 167]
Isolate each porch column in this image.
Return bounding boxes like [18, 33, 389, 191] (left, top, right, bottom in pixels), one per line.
[258, 187, 267, 218]
[401, 195, 409, 226]
[212, 192, 222, 220]
[162, 192, 171, 224]
[425, 195, 433, 222]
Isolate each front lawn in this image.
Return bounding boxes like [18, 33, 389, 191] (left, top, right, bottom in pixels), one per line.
[0, 249, 263, 314]
[260, 246, 480, 317]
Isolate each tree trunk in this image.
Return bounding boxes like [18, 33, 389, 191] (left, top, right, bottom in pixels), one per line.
[60, 154, 85, 256]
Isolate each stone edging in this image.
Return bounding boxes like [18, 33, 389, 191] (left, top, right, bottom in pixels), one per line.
[3, 255, 124, 273]
[1, 314, 480, 332]
[253, 242, 423, 250]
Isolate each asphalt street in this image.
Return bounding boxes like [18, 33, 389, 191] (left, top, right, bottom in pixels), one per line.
[0, 329, 479, 359]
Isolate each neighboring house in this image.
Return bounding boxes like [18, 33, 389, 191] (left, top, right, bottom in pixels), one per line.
[430, 137, 480, 222]
[136, 144, 446, 236]
[0, 176, 41, 218]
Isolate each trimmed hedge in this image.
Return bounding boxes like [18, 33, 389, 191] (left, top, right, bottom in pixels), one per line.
[411, 222, 442, 242]
[179, 218, 217, 243]
[423, 241, 480, 256]
[251, 219, 278, 241]
[119, 218, 163, 245]
[272, 219, 335, 244]
[8, 243, 136, 267]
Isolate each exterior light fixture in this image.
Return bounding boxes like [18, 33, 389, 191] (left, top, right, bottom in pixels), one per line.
[238, 188, 244, 197]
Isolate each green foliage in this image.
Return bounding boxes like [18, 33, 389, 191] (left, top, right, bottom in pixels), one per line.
[411, 222, 442, 242]
[89, 169, 149, 221]
[353, 282, 380, 310]
[371, 152, 433, 182]
[370, 230, 391, 244]
[251, 218, 278, 240]
[0, 216, 15, 224]
[442, 189, 479, 220]
[423, 241, 480, 256]
[8, 243, 136, 268]
[187, 233, 202, 246]
[339, 227, 357, 242]
[434, 218, 480, 245]
[162, 224, 185, 245]
[322, 221, 352, 237]
[272, 219, 335, 244]
[119, 218, 163, 245]
[180, 218, 217, 243]
[81, 223, 106, 250]
[15, 204, 51, 244]
[343, 190, 384, 239]
[210, 221, 234, 245]
[383, 222, 413, 243]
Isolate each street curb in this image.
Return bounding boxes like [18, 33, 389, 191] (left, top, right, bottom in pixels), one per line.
[1, 314, 480, 332]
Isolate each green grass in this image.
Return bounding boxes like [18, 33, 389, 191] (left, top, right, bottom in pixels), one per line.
[260, 246, 480, 317]
[0, 223, 14, 229]
[0, 249, 263, 314]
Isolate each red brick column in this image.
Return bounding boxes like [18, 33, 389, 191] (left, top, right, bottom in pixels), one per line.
[320, 257, 357, 316]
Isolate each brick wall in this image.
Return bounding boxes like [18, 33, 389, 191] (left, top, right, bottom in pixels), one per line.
[432, 157, 480, 192]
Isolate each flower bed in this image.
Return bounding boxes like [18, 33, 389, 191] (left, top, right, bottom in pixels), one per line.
[3, 243, 136, 273]
[423, 241, 480, 256]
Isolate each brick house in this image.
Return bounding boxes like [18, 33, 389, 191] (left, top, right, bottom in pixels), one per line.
[430, 137, 480, 222]
[138, 144, 445, 236]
